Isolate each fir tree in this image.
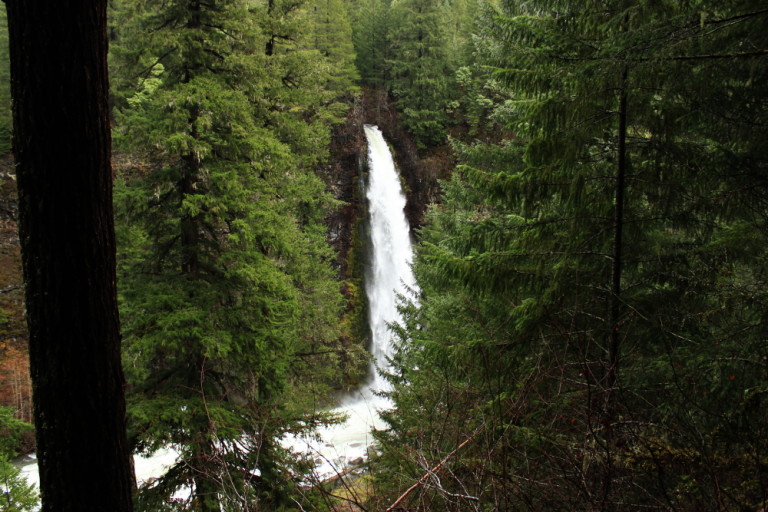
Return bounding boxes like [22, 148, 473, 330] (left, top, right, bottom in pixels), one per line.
[351, 0, 393, 88]
[307, 0, 360, 96]
[0, 407, 37, 512]
[111, 0, 356, 508]
[377, 1, 768, 510]
[387, 0, 454, 146]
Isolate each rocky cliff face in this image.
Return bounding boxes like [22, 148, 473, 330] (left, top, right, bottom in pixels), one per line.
[322, 89, 452, 279]
[359, 89, 453, 231]
[320, 97, 367, 281]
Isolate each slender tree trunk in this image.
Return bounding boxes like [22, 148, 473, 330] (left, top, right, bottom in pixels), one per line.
[5, 1, 134, 510]
[192, 440, 220, 512]
[266, 0, 276, 55]
[180, 112, 201, 277]
[600, 66, 629, 512]
[607, 67, 628, 401]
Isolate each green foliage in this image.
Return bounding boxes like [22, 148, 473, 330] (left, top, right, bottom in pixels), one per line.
[350, 0, 393, 87]
[307, 0, 360, 96]
[387, 0, 453, 146]
[350, 0, 482, 146]
[0, 407, 38, 512]
[0, 459, 38, 512]
[0, 407, 31, 459]
[376, 1, 768, 510]
[448, 64, 514, 138]
[352, 0, 477, 146]
[111, 0, 362, 508]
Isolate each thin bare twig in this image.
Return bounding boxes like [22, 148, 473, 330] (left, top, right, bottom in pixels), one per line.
[385, 435, 474, 512]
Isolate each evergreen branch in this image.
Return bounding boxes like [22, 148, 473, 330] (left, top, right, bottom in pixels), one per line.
[204, 64, 228, 74]
[664, 49, 768, 61]
[135, 48, 176, 80]
[198, 2, 225, 13]
[150, 16, 179, 34]
[202, 24, 238, 40]
[282, 76, 299, 89]
[704, 8, 768, 26]
[293, 349, 350, 358]
[550, 49, 768, 63]
[268, 33, 294, 43]
[130, 364, 184, 395]
[203, 48, 226, 62]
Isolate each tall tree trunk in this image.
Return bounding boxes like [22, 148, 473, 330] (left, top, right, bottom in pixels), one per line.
[607, 67, 628, 402]
[265, 0, 276, 56]
[5, 1, 134, 510]
[600, 66, 629, 512]
[180, 114, 201, 277]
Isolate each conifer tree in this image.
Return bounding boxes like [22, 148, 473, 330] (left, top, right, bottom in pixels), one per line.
[0, 407, 37, 511]
[377, 1, 768, 510]
[111, 0, 355, 508]
[351, 0, 393, 88]
[307, 0, 359, 96]
[387, 0, 453, 146]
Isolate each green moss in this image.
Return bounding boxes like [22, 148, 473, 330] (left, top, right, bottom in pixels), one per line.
[337, 179, 373, 388]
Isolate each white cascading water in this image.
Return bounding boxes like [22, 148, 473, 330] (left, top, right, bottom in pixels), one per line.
[361, 123, 418, 396]
[289, 124, 418, 478]
[17, 125, 417, 488]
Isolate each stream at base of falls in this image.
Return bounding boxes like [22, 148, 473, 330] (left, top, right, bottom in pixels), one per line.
[16, 123, 416, 489]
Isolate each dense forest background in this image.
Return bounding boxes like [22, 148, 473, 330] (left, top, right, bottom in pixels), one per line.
[1, 0, 767, 511]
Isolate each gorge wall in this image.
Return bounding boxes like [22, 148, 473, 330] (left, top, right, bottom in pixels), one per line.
[323, 88, 452, 269]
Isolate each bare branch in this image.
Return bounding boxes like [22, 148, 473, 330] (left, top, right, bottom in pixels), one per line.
[385, 435, 474, 512]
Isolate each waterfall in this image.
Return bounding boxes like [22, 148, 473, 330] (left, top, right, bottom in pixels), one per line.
[291, 124, 418, 477]
[362, 124, 418, 395]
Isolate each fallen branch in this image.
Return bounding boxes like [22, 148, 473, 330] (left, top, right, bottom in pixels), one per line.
[385, 435, 474, 512]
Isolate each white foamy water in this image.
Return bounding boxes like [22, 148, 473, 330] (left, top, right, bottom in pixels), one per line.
[287, 124, 418, 479]
[15, 447, 179, 497]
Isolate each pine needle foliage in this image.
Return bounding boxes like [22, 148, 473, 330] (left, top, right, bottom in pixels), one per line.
[376, 1, 768, 510]
[0, 407, 37, 512]
[110, 0, 361, 508]
[387, 0, 455, 146]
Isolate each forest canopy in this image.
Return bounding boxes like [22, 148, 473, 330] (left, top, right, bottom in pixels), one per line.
[373, 1, 768, 511]
[0, 0, 766, 511]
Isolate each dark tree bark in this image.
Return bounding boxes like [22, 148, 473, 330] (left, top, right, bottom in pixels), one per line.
[599, 66, 629, 512]
[5, 1, 134, 510]
[607, 67, 628, 400]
